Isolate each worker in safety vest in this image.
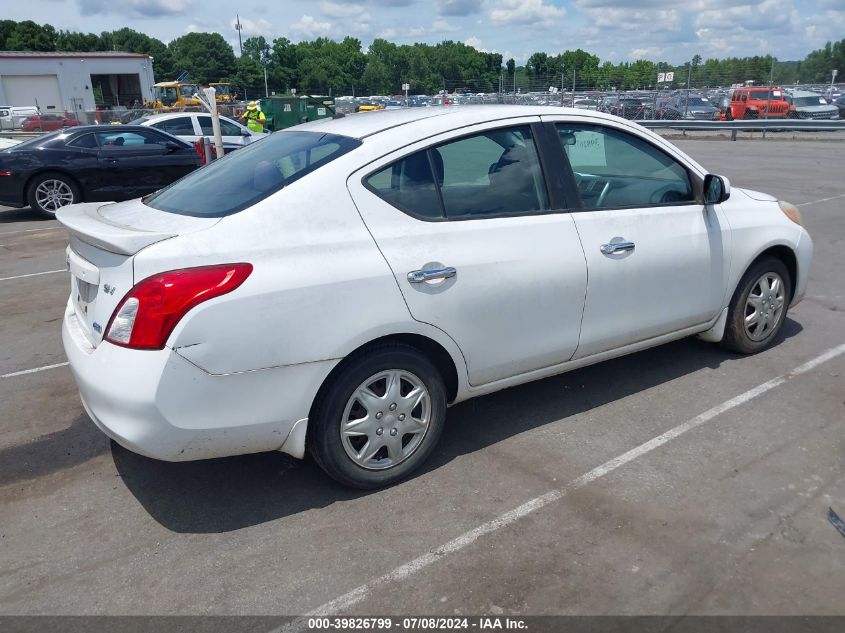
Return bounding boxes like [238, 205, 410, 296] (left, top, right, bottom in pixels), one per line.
[241, 101, 266, 133]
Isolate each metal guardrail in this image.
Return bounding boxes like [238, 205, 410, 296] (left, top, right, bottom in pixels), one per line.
[638, 119, 845, 131]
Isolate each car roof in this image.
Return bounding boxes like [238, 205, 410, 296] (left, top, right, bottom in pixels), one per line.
[789, 90, 823, 97]
[137, 112, 237, 123]
[291, 105, 626, 140]
[65, 125, 161, 133]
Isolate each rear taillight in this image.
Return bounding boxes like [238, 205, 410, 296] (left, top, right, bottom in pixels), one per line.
[105, 263, 253, 350]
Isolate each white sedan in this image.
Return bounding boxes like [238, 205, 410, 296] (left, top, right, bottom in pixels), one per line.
[129, 112, 267, 150]
[58, 106, 812, 488]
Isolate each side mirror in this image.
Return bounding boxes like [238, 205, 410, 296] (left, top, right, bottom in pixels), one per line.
[704, 174, 730, 204]
[241, 128, 251, 136]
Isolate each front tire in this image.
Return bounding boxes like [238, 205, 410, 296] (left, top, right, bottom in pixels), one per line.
[27, 172, 80, 218]
[721, 257, 791, 354]
[308, 343, 447, 489]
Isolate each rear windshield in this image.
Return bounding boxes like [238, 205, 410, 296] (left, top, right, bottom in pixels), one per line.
[145, 131, 360, 217]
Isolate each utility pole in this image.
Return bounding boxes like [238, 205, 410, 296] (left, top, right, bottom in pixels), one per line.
[235, 15, 243, 57]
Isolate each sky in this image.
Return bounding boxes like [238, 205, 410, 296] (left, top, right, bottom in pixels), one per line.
[6, 0, 845, 64]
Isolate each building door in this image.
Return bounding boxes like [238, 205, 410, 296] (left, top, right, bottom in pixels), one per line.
[2, 75, 62, 110]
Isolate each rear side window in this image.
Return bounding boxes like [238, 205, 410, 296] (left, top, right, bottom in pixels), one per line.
[152, 117, 195, 136]
[365, 125, 548, 220]
[146, 131, 360, 217]
[198, 116, 242, 136]
[67, 133, 99, 149]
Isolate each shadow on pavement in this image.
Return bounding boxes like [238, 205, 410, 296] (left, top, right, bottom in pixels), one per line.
[0, 414, 110, 486]
[112, 320, 803, 534]
[0, 207, 50, 224]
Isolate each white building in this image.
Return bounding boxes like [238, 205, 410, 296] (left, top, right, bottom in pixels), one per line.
[0, 51, 156, 117]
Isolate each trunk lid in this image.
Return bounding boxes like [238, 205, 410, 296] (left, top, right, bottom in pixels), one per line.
[58, 199, 220, 347]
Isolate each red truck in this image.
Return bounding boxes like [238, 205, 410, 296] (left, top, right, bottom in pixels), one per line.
[724, 87, 797, 120]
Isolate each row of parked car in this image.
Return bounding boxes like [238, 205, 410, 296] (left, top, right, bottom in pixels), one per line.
[592, 88, 843, 121]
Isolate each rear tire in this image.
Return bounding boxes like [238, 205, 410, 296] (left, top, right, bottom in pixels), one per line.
[721, 257, 792, 354]
[27, 172, 80, 218]
[308, 343, 447, 489]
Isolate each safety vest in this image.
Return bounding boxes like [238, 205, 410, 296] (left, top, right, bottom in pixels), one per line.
[244, 110, 265, 133]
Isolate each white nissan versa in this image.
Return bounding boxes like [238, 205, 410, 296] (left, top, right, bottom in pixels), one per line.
[58, 106, 812, 488]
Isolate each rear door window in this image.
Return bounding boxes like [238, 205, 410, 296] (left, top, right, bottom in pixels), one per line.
[365, 125, 549, 220]
[198, 116, 242, 136]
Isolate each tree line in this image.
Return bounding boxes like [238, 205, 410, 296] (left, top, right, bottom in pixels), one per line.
[1, 19, 842, 97]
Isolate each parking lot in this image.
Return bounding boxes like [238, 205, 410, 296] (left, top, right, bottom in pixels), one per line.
[1, 138, 844, 619]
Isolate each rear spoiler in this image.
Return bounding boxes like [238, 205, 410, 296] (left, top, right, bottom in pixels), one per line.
[56, 203, 176, 256]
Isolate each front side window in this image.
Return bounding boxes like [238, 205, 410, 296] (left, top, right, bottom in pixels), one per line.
[556, 123, 694, 209]
[365, 125, 548, 220]
[146, 131, 360, 217]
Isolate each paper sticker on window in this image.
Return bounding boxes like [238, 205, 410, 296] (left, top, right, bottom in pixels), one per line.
[571, 131, 606, 167]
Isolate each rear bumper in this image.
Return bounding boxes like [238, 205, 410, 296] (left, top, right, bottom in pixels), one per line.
[62, 300, 337, 461]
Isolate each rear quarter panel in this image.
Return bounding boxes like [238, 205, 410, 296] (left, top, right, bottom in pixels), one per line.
[132, 153, 468, 387]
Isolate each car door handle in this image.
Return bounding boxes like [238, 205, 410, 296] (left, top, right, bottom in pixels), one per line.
[407, 267, 457, 283]
[600, 241, 636, 255]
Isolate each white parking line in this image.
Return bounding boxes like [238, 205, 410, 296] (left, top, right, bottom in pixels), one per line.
[278, 342, 845, 627]
[0, 226, 62, 237]
[0, 269, 66, 282]
[1, 361, 69, 379]
[798, 193, 845, 207]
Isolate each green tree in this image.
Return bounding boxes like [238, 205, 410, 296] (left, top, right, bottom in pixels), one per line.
[168, 32, 236, 84]
[6, 20, 56, 51]
[55, 30, 105, 52]
[0, 20, 17, 49]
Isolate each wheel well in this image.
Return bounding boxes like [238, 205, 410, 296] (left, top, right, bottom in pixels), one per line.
[752, 245, 797, 301]
[315, 334, 460, 409]
[24, 170, 84, 203]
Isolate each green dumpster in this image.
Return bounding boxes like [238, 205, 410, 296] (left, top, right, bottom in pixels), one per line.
[258, 95, 336, 132]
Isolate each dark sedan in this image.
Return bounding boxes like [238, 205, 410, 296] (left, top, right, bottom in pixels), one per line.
[0, 125, 201, 217]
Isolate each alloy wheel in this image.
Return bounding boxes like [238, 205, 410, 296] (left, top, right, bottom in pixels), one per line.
[35, 179, 74, 212]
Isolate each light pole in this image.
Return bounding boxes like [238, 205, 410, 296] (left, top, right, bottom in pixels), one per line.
[832, 69, 839, 98]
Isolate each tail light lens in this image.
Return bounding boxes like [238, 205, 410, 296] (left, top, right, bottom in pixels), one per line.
[105, 263, 253, 350]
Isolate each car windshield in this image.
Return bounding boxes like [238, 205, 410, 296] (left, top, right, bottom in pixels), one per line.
[145, 131, 361, 217]
[793, 96, 828, 106]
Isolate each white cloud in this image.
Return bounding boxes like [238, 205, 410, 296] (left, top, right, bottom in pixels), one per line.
[289, 15, 335, 39]
[231, 17, 274, 38]
[319, 1, 368, 19]
[489, 0, 566, 26]
[379, 18, 459, 39]
[464, 36, 485, 50]
[78, 0, 193, 17]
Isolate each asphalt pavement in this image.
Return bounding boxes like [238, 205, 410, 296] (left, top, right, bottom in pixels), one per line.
[0, 139, 843, 619]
